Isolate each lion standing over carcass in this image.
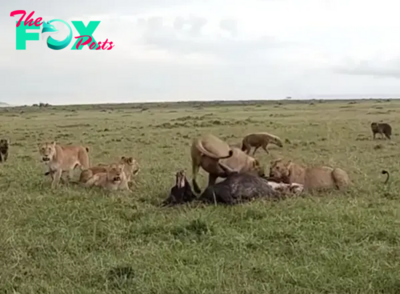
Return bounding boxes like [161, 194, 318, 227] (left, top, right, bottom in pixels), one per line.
[191, 134, 265, 193]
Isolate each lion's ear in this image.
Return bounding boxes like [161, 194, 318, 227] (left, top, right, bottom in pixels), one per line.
[127, 157, 133, 163]
[51, 141, 56, 146]
[121, 156, 125, 160]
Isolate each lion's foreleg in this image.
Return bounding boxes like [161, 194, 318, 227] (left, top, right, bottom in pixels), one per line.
[51, 170, 62, 188]
[192, 158, 202, 194]
[120, 180, 132, 192]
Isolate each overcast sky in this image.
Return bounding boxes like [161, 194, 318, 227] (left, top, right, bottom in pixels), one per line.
[2, 0, 400, 105]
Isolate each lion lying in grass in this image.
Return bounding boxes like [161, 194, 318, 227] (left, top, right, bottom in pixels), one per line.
[79, 156, 140, 187]
[82, 163, 132, 192]
[269, 158, 351, 192]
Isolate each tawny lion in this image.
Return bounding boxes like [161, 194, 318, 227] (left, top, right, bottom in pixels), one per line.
[83, 163, 131, 191]
[79, 156, 140, 185]
[269, 158, 351, 192]
[39, 141, 90, 188]
[192, 143, 265, 193]
[191, 134, 234, 193]
[241, 132, 283, 155]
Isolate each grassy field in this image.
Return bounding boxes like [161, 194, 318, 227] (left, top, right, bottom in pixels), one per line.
[0, 99, 400, 293]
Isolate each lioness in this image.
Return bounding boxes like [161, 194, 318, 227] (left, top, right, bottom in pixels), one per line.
[191, 134, 233, 193]
[120, 156, 140, 182]
[371, 122, 392, 140]
[39, 141, 90, 188]
[83, 163, 131, 191]
[192, 146, 265, 193]
[79, 156, 140, 185]
[269, 158, 351, 192]
[241, 132, 283, 155]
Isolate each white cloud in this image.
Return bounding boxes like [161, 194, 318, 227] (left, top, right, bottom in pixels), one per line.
[2, 0, 400, 105]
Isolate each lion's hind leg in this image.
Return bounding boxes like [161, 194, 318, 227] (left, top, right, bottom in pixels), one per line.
[332, 168, 351, 190]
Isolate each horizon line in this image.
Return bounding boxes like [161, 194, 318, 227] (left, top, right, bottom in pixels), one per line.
[4, 96, 400, 108]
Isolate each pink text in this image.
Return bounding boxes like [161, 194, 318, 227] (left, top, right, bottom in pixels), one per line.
[10, 10, 42, 27]
[74, 35, 115, 50]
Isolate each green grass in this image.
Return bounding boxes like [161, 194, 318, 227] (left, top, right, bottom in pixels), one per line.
[1, 99, 400, 293]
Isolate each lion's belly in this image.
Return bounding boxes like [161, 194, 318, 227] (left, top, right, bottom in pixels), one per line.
[48, 158, 80, 171]
[304, 174, 334, 189]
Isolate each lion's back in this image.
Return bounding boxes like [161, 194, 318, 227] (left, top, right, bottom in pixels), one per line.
[60, 144, 90, 168]
[304, 166, 336, 189]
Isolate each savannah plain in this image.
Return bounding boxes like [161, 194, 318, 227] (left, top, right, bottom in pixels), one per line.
[0, 99, 399, 294]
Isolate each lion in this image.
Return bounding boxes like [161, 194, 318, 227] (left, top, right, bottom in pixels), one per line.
[119, 156, 140, 182]
[268, 158, 351, 192]
[241, 132, 283, 155]
[192, 146, 265, 194]
[371, 122, 392, 140]
[83, 163, 131, 191]
[39, 141, 90, 188]
[79, 156, 140, 185]
[191, 134, 234, 192]
[0, 139, 9, 162]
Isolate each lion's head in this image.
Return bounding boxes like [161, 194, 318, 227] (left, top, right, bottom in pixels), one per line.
[269, 158, 292, 180]
[107, 164, 125, 183]
[39, 141, 57, 162]
[120, 156, 140, 176]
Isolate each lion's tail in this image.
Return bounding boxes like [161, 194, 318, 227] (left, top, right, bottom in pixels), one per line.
[85, 147, 89, 152]
[194, 139, 233, 159]
[382, 170, 390, 184]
